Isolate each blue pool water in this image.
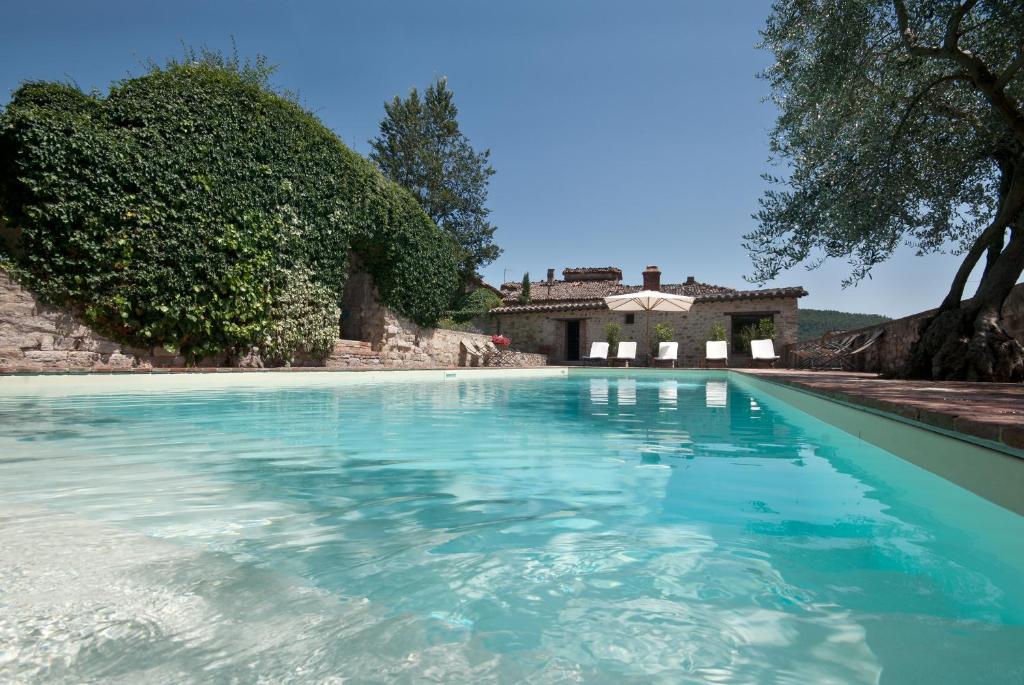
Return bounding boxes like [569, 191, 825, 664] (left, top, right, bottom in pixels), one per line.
[0, 371, 1022, 683]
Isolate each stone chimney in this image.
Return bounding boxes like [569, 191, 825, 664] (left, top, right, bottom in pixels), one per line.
[642, 265, 661, 291]
[547, 268, 555, 285]
[686, 276, 695, 285]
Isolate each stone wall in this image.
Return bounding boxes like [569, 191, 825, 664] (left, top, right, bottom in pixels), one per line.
[376, 305, 546, 367]
[0, 268, 211, 371]
[781, 283, 1024, 375]
[493, 297, 800, 366]
[1, 267, 550, 372]
[487, 349, 549, 367]
[338, 264, 547, 368]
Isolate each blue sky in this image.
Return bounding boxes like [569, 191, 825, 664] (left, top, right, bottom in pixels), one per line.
[1, 0, 972, 317]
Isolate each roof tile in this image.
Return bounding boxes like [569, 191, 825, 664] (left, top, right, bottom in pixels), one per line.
[491, 286, 807, 315]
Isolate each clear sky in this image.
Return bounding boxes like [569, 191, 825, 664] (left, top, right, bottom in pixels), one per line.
[1, 0, 974, 317]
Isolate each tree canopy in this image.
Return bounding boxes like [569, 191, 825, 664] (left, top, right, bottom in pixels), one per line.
[369, 77, 501, 275]
[749, 0, 1024, 380]
[0, 55, 462, 363]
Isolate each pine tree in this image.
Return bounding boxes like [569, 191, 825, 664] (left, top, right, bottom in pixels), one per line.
[519, 272, 531, 304]
[369, 77, 501, 274]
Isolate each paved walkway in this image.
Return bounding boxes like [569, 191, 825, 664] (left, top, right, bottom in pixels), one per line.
[739, 369, 1024, 455]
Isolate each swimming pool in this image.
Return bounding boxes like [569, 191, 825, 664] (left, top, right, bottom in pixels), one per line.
[1, 369, 1021, 683]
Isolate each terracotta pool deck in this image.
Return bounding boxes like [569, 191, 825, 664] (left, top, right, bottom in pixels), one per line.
[739, 369, 1024, 456]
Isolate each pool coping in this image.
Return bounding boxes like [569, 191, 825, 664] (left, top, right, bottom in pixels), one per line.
[0, 364, 559, 375]
[0, 366, 570, 394]
[734, 369, 1024, 460]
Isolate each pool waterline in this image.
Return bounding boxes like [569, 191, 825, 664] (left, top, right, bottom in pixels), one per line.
[1, 369, 1022, 682]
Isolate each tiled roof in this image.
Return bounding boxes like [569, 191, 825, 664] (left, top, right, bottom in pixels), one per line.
[499, 278, 736, 304]
[491, 286, 808, 315]
[562, 266, 621, 274]
[698, 286, 808, 302]
[501, 279, 624, 303]
[491, 300, 608, 314]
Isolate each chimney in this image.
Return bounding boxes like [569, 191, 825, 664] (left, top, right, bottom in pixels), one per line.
[686, 276, 695, 285]
[547, 268, 555, 285]
[642, 265, 661, 291]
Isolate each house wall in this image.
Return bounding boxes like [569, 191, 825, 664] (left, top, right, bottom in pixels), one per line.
[494, 297, 800, 365]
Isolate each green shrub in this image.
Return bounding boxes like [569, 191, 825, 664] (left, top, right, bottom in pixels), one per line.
[0, 59, 462, 362]
[652, 322, 674, 356]
[604, 322, 621, 353]
[436, 317, 476, 332]
[737, 318, 777, 353]
[448, 287, 502, 323]
[706, 323, 727, 342]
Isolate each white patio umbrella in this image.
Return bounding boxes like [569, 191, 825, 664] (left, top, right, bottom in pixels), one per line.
[604, 290, 695, 364]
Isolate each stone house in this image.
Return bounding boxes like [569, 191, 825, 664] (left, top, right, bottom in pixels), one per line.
[491, 266, 807, 366]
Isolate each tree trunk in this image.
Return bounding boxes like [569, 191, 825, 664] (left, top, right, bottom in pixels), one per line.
[901, 227, 1024, 382]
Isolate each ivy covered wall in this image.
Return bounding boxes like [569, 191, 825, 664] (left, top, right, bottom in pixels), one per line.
[0, 61, 462, 363]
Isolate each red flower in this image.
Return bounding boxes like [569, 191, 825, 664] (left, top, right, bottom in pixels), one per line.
[491, 335, 511, 347]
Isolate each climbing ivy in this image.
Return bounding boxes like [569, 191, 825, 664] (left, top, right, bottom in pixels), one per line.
[0, 60, 462, 362]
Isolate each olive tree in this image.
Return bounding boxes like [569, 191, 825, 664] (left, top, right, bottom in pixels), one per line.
[748, 0, 1024, 381]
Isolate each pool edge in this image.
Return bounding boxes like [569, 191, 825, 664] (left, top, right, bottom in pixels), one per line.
[733, 370, 1024, 516]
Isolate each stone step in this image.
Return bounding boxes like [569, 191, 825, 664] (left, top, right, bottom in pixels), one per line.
[332, 339, 377, 357]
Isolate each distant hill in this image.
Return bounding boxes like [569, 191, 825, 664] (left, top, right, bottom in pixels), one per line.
[798, 309, 892, 341]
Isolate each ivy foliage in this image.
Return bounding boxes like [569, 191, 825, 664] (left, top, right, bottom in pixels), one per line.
[0, 58, 462, 361]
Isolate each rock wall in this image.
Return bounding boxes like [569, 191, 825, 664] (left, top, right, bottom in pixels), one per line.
[377, 306, 548, 367]
[0, 268, 200, 371]
[341, 265, 547, 368]
[487, 349, 549, 367]
[1, 266, 550, 372]
[781, 283, 1024, 375]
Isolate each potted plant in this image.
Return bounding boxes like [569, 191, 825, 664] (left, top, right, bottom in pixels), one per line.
[738, 318, 777, 353]
[652, 322, 674, 356]
[491, 334, 511, 348]
[604, 322, 621, 356]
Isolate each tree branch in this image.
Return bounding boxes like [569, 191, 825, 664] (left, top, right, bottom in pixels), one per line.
[944, 0, 979, 50]
[892, 73, 971, 141]
[892, 0, 1024, 144]
[893, 0, 946, 58]
[941, 162, 1024, 310]
[995, 47, 1024, 90]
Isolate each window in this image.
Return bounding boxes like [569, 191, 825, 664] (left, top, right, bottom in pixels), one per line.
[624, 313, 635, 325]
[730, 313, 774, 353]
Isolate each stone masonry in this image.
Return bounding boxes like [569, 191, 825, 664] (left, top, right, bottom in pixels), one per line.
[0, 267, 547, 372]
[781, 282, 1024, 375]
[494, 297, 800, 366]
[343, 270, 546, 368]
[0, 268, 177, 371]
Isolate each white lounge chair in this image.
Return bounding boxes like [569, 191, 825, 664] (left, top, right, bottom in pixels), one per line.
[751, 339, 780, 367]
[582, 341, 609, 365]
[705, 340, 728, 368]
[654, 342, 678, 368]
[610, 341, 637, 367]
